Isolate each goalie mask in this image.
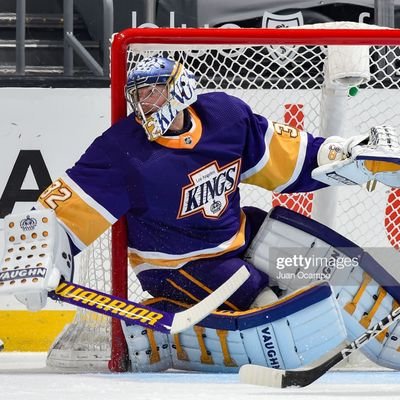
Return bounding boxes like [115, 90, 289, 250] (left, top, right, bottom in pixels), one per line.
[125, 57, 197, 141]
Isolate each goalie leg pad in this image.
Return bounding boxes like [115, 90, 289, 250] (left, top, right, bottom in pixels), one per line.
[0, 209, 74, 310]
[245, 206, 400, 370]
[122, 281, 347, 372]
[121, 324, 173, 372]
[338, 265, 400, 370]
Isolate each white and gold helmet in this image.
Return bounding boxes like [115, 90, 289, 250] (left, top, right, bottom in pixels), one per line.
[125, 57, 197, 141]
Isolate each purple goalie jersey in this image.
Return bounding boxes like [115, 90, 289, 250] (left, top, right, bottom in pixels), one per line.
[38, 92, 325, 274]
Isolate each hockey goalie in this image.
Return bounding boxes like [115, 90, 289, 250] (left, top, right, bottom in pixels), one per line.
[2, 56, 400, 374]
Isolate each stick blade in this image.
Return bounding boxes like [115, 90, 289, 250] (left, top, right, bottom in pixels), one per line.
[239, 364, 285, 388]
[170, 265, 250, 334]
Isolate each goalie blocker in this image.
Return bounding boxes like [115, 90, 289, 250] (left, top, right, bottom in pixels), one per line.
[0, 209, 73, 310]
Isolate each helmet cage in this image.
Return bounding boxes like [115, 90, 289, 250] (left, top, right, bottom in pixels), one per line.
[127, 83, 170, 126]
[125, 57, 197, 141]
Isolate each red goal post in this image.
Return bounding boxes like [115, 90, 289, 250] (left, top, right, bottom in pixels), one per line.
[47, 23, 400, 373]
[109, 25, 400, 371]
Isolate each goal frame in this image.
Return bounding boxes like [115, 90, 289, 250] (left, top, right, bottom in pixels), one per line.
[108, 26, 400, 372]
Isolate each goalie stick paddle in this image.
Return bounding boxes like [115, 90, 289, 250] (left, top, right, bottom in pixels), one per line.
[239, 306, 400, 388]
[48, 265, 250, 334]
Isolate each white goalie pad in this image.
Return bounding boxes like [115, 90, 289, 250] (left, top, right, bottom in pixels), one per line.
[245, 206, 400, 370]
[0, 209, 73, 311]
[313, 126, 400, 187]
[122, 282, 347, 373]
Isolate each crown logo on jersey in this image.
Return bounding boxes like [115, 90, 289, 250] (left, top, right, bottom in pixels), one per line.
[178, 159, 241, 219]
[20, 215, 37, 231]
[210, 200, 222, 214]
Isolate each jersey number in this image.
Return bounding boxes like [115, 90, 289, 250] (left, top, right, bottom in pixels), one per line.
[39, 179, 72, 209]
[273, 122, 299, 138]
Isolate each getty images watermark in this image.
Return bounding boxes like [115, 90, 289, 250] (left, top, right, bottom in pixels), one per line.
[272, 250, 359, 282]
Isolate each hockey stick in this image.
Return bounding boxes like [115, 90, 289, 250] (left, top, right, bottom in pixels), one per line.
[48, 265, 249, 334]
[239, 306, 400, 388]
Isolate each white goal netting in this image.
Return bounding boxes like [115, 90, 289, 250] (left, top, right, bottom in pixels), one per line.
[47, 22, 400, 372]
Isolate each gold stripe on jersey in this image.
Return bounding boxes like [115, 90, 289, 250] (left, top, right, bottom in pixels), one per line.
[38, 178, 111, 247]
[167, 278, 202, 303]
[243, 122, 301, 191]
[178, 269, 240, 311]
[128, 211, 246, 270]
[155, 107, 202, 149]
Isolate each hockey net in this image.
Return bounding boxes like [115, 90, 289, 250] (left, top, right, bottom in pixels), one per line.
[47, 22, 400, 372]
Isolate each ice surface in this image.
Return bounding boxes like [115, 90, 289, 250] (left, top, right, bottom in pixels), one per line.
[0, 353, 399, 400]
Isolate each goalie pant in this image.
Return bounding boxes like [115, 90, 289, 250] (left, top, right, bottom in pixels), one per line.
[245, 206, 400, 370]
[122, 281, 347, 372]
